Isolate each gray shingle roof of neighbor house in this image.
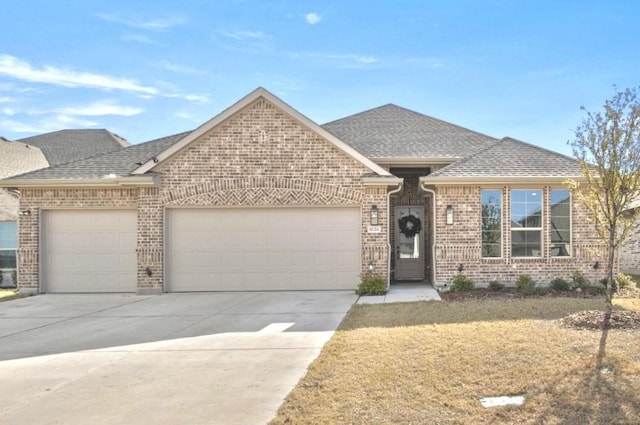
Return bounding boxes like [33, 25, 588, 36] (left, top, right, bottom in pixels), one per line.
[321, 104, 498, 160]
[5, 131, 189, 181]
[425, 137, 583, 179]
[18, 129, 129, 166]
[0, 137, 49, 179]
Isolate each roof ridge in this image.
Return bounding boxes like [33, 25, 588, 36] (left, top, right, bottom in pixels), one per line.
[428, 139, 503, 177]
[500, 136, 578, 164]
[321, 104, 395, 126]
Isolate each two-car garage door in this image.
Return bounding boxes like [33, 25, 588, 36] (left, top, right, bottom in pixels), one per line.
[166, 207, 360, 291]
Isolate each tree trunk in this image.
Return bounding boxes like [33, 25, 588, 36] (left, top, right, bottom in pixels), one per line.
[605, 234, 616, 318]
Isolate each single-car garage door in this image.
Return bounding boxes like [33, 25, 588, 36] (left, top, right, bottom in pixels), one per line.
[166, 207, 360, 291]
[43, 210, 137, 293]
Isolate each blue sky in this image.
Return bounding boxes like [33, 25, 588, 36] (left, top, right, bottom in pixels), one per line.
[1, 1, 638, 156]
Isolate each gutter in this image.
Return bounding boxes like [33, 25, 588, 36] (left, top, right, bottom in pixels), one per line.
[420, 176, 585, 185]
[420, 181, 437, 286]
[387, 181, 403, 289]
[0, 175, 158, 188]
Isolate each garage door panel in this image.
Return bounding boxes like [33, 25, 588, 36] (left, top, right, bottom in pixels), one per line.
[44, 210, 137, 293]
[167, 207, 360, 291]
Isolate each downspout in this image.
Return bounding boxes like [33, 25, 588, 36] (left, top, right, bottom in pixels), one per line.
[420, 182, 437, 286]
[387, 182, 403, 289]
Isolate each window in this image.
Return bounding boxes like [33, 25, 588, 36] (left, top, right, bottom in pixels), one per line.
[0, 221, 17, 270]
[481, 190, 502, 257]
[550, 189, 571, 256]
[511, 189, 542, 257]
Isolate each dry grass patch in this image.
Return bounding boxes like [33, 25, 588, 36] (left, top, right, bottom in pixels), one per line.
[0, 289, 20, 302]
[272, 298, 640, 425]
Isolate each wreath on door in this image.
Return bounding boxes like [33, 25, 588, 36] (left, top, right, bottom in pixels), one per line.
[399, 214, 422, 238]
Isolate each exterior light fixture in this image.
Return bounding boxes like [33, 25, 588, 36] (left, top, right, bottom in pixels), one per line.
[457, 263, 464, 272]
[370, 205, 379, 225]
[19, 209, 31, 216]
[368, 262, 374, 273]
[593, 261, 600, 270]
[446, 205, 454, 225]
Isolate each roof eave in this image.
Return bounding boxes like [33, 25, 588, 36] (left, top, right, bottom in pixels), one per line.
[373, 157, 460, 166]
[362, 176, 404, 186]
[420, 175, 586, 185]
[0, 175, 158, 188]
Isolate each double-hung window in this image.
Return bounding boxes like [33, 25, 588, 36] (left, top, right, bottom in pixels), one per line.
[510, 189, 542, 257]
[481, 190, 502, 257]
[0, 221, 17, 271]
[550, 189, 571, 256]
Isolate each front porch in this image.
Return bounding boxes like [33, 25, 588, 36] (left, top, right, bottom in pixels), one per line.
[357, 282, 441, 304]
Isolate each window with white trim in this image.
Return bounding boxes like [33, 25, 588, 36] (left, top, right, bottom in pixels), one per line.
[0, 221, 17, 270]
[510, 189, 542, 257]
[550, 189, 571, 257]
[481, 189, 502, 257]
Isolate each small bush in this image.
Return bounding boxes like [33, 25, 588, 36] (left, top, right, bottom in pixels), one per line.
[515, 274, 536, 295]
[450, 274, 475, 291]
[550, 278, 571, 292]
[586, 285, 606, 295]
[533, 286, 552, 296]
[616, 273, 636, 289]
[488, 280, 505, 291]
[571, 270, 590, 290]
[356, 274, 387, 295]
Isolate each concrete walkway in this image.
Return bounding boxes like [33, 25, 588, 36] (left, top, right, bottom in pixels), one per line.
[0, 291, 357, 425]
[357, 283, 441, 304]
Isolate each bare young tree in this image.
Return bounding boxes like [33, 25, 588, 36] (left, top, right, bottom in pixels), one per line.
[566, 86, 640, 313]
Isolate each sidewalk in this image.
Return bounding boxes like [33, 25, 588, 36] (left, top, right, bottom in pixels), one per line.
[357, 283, 441, 304]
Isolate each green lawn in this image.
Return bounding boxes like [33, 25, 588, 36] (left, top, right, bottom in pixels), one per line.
[271, 297, 640, 425]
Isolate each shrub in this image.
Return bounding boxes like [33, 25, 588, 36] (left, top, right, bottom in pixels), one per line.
[587, 285, 606, 295]
[533, 286, 552, 296]
[356, 274, 387, 295]
[515, 274, 536, 295]
[571, 270, 590, 290]
[616, 273, 636, 289]
[488, 280, 505, 291]
[550, 278, 571, 292]
[450, 274, 475, 291]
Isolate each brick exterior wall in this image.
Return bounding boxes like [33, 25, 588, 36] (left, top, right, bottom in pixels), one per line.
[433, 185, 610, 288]
[620, 216, 640, 273]
[15, 97, 391, 293]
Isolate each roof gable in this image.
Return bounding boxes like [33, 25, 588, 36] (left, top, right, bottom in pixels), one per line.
[132, 87, 390, 176]
[321, 104, 498, 160]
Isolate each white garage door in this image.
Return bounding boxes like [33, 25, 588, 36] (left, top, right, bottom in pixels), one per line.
[166, 207, 361, 291]
[43, 210, 137, 293]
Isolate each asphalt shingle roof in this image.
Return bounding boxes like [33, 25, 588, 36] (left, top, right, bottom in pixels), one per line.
[428, 137, 583, 178]
[8, 131, 189, 180]
[321, 104, 498, 159]
[18, 129, 129, 166]
[0, 138, 49, 179]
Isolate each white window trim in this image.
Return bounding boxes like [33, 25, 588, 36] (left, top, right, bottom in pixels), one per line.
[481, 189, 503, 259]
[0, 221, 18, 271]
[549, 188, 572, 259]
[510, 189, 544, 259]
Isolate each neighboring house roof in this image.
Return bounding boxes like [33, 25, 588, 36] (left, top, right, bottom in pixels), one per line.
[18, 129, 129, 166]
[0, 138, 49, 179]
[321, 104, 498, 162]
[422, 137, 583, 183]
[0, 188, 18, 221]
[3, 132, 188, 183]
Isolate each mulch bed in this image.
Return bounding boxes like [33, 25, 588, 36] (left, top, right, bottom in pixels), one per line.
[440, 286, 640, 330]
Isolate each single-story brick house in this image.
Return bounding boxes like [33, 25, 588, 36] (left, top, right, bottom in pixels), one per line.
[0, 130, 128, 288]
[0, 88, 609, 294]
[620, 200, 640, 274]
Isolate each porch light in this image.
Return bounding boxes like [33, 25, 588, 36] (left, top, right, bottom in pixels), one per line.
[370, 205, 379, 225]
[368, 262, 374, 273]
[19, 209, 31, 216]
[446, 205, 454, 225]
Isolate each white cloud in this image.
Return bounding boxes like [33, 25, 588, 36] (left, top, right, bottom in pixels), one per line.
[176, 111, 192, 119]
[97, 13, 187, 31]
[218, 30, 267, 41]
[1, 107, 17, 115]
[165, 93, 210, 103]
[0, 96, 14, 103]
[404, 57, 444, 69]
[122, 34, 160, 45]
[55, 100, 143, 116]
[305, 12, 322, 24]
[0, 115, 99, 134]
[304, 53, 379, 68]
[160, 62, 206, 75]
[0, 55, 157, 95]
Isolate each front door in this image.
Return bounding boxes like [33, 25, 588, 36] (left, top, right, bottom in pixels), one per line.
[395, 206, 425, 280]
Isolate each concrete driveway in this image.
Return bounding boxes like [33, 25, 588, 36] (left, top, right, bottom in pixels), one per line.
[0, 291, 357, 425]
